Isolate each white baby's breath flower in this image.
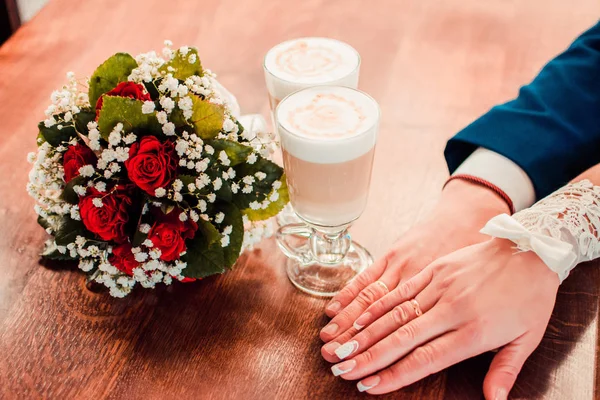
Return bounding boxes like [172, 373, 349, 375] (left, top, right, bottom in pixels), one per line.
[178, 96, 193, 111]
[269, 191, 280, 202]
[173, 192, 183, 202]
[179, 212, 188, 222]
[172, 179, 183, 192]
[156, 111, 168, 124]
[255, 172, 266, 181]
[187, 183, 196, 192]
[190, 210, 199, 222]
[162, 122, 176, 136]
[223, 118, 235, 132]
[247, 153, 257, 164]
[79, 165, 94, 177]
[135, 252, 149, 262]
[139, 223, 151, 234]
[215, 212, 225, 224]
[218, 151, 230, 166]
[213, 177, 222, 191]
[231, 182, 240, 194]
[79, 259, 94, 272]
[242, 185, 252, 194]
[223, 225, 233, 235]
[221, 235, 230, 247]
[155, 187, 166, 197]
[160, 97, 175, 113]
[249, 201, 260, 210]
[95, 181, 107, 192]
[141, 101, 156, 114]
[92, 198, 103, 208]
[73, 185, 87, 196]
[272, 180, 282, 190]
[142, 239, 154, 248]
[198, 199, 207, 212]
[207, 193, 216, 203]
[124, 133, 137, 144]
[188, 54, 197, 64]
[204, 145, 214, 155]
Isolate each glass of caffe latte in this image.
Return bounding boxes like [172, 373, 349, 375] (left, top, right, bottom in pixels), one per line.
[264, 37, 361, 226]
[275, 85, 380, 297]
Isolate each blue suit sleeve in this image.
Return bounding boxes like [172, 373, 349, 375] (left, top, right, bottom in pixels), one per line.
[444, 21, 600, 199]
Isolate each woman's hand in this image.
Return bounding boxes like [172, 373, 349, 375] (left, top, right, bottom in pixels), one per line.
[320, 180, 509, 355]
[328, 238, 559, 399]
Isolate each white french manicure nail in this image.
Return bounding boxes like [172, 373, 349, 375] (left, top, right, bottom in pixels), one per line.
[357, 382, 377, 392]
[331, 360, 356, 376]
[353, 321, 364, 330]
[335, 340, 359, 359]
[357, 376, 380, 392]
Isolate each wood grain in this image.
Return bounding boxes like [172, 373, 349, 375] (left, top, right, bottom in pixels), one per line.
[1, 0, 599, 398]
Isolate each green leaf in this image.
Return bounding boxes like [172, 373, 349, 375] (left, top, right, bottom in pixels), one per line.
[41, 241, 77, 261]
[38, 122, 77, 147]
[74, 110, 97, 135]
[159, 47, 203, 80]
[97, 96, 161, 139]
[207, 139, 253, 166]
[61, 175, 86, 204]
[231, 156, 284, 210]
[55, 216, 88, 246]
[188, 95, 224, 139]
[88, 53, 138, 106]
[242, 175, 290, 221]
[214, 202, 244, 267]
[182, 219, 225, 278]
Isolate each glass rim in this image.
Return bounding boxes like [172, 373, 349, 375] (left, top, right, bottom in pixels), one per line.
[263, 37, 362, 88]
[275, 85, 381, 143]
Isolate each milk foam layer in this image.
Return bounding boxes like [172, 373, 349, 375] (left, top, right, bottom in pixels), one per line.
[276, 86, 379, 164]
[264, 38, 360, 101]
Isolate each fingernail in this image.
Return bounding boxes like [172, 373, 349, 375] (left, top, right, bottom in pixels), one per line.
[357, 376, 380, 392]
[331, 359, 356, 376]
[353, 312, 371, 330]
[321, 323, 338, 336]
[323, 341, 341, 356]
[494, 388, 507, 400]
[326, 301, 341, 314]
[335, 340, 359, 359]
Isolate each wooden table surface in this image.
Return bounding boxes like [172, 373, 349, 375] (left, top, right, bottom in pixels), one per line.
[1, 0, 600, 399]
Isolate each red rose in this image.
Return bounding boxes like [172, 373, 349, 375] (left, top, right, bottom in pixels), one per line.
[147, 208, 198, 262]
[125, 136, 178, 196]
[79, 185, 134, 243]
[109, 243, 139, 276]
[63, 144, 97, 182]
[95, 82, 151, 117]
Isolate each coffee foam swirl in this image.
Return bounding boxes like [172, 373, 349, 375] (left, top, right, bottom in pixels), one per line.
[264, 38, 360, 100]
[276, 86, 379, 164]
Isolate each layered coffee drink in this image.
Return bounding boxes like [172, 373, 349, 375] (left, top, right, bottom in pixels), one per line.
[276, 86, 380, 228]
[264, 38, 361, 110]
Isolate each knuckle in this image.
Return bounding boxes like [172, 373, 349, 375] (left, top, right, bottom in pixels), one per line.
[361, 349, 374, 364]
[497, 362, 521, 378]
[413, 345, 436, 367]
[395, 280, 412, 300]
[391, 304, 410, 326]
[400, 322, 419, 341]
[357, 285, 380, 306]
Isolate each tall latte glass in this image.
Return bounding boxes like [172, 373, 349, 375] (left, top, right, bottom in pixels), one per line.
[264, 37, 361, 226]
[275, 86, 380, 297]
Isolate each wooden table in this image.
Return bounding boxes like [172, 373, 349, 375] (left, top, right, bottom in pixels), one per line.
[1, 0, 600, 398]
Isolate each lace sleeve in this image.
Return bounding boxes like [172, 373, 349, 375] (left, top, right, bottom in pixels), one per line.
[480, 180, 600, 282]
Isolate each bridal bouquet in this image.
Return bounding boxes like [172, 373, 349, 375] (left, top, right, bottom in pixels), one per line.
[27, 41, 287, 297]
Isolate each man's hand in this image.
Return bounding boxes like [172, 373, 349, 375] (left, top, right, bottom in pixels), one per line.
[320, 179, 510, 360]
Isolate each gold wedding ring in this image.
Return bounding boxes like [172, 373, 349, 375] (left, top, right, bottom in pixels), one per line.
[375, 280, 389, 293]
[410, 299, 423, 317]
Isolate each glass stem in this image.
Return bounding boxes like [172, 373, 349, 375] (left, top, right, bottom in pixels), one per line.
[309, 228, 351, 265]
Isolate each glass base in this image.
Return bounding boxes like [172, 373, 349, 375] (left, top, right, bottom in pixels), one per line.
[285, 240, 373, 297]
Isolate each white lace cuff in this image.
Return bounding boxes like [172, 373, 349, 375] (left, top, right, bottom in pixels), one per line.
[480, 180, 600, 282]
